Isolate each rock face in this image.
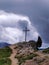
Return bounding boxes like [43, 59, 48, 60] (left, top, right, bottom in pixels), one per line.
[16, 36, 42, 50]
[22, 60, 38, 65]
[14, 40, 49, 65]
[8, 43, 49, 65]
[16, 41, 36, 50]
[21, 56, 49, 65]
[15, 44, 49, 65]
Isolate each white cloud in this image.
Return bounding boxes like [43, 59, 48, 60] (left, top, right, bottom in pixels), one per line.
[0, 10, 39, 44]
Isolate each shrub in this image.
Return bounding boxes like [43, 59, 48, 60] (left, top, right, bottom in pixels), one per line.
[36, 36, 42, 50]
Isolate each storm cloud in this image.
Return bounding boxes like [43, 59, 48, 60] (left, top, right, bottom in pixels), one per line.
[0, 10, 39, 44]
[0, 0, 49, 47]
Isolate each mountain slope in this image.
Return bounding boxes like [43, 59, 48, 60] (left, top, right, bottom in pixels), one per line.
[0, 42, 11, 48]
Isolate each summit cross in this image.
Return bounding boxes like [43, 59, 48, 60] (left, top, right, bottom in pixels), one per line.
[23, 26, 30, 42]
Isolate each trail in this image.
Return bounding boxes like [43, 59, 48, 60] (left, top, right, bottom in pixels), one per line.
[9, 45, 18, 65]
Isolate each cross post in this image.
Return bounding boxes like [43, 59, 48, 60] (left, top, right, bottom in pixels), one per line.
[23, 26, 30, 42]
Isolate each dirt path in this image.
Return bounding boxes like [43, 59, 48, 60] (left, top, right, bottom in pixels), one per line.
[9, 45, 18, 65]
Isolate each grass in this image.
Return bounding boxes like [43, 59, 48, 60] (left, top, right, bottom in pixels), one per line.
[0, 46, 12, 65]
[15, 53, 38, 65]
[0, 58, 11, 65]
[0, 46, 12, 59]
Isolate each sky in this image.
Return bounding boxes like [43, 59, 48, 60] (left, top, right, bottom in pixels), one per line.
[0, 0, 49, 48]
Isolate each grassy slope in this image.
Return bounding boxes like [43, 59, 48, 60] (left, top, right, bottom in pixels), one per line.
[0, 58, 11, 65]
[0, 46, 12, 65]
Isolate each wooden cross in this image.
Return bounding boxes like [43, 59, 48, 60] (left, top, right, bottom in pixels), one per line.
[23, 26, 30, 42]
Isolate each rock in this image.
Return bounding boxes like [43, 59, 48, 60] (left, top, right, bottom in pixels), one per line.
[21, 60, 38, 65]
[33, 56, 46, 64]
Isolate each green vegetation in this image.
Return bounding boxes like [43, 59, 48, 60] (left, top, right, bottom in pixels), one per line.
[0, 46, 12, 59]
[0, 46, 12, 65]
[15, 53, 38, 65]
[0, 58, 11, 65]
[43, 47, 49, 54]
